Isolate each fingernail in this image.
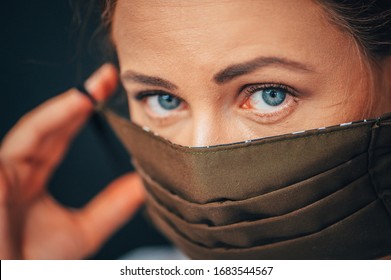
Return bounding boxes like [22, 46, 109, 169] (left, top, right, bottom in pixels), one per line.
[76, 83, 97, 105]
[80, 63, 116, 106]
[84, 64, 108, 94]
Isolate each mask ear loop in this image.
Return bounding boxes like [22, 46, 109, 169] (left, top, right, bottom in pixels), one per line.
[76, 83, 98, 106]
[75, 82, 133, 171]
[75, 83, 106, 112]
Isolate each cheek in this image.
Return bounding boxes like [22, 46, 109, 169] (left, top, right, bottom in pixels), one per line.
[129, 100, 146, 125]
[315, 54, 374, 122]
[316, 83, 371, 124]
[337, 73, 374, 120]
[128, 99, 191, 144]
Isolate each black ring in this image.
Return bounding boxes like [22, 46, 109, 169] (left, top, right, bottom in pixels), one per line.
[76, 83, 98, 106]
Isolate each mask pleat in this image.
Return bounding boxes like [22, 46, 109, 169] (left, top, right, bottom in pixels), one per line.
[146, 174, 376, 248]
[103, 110, 373, 204]
[137, 152, 368, 226]
[100, 109, 391, 259]
[147, 200, 391, 259]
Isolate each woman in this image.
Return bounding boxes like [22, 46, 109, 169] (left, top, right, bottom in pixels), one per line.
[1, 0, 390, 259]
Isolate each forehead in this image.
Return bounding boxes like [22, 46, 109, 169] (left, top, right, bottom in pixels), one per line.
[111, 0, 352, 74]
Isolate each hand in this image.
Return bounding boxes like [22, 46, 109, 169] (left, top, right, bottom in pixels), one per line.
[0, 64, 145, 259]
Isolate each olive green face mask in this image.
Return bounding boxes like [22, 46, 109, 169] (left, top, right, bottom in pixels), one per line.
[98, 107, 391, 260]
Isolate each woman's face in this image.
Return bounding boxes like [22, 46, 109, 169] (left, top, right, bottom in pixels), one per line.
[111, 0, 390, 146]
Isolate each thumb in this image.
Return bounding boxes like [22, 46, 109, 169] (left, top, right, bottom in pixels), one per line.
[76, 172, 145, 257]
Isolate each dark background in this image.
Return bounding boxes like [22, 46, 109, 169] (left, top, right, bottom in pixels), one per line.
[1, 0, 169, 259]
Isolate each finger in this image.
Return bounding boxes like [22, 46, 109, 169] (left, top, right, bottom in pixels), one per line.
[84, 63, 118, 102]
[75, 172, 145, 257]
[1, 63, 118, 160]
[0, 64, 118, 192]
[0, 206, 19, 259]
[0, 64, 118, 200]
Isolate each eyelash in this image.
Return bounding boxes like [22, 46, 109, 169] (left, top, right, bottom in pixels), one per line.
[134, 90, 181, 101]
[241, 83, 298, 98]
[134, 83, 297, 102]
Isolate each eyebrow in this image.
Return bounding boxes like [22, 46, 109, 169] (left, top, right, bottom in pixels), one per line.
[213, 56, 314, 84]
[121, 56, 314, 90]
[121, 70, 178, 91]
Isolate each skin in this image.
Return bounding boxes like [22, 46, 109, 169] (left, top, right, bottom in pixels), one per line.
[0, 0, 390, 259]
[0, 65, 145, 259]
[112, 0, 391, 146]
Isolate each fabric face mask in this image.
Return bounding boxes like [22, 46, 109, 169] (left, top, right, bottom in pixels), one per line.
[98, 106, 391, 260]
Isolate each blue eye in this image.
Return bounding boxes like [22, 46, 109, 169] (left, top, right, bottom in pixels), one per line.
[243, 86, 292, 114]
[136, 92, 184, 117]
[262, 89, 286, 106]
[158, 94, 181, 110]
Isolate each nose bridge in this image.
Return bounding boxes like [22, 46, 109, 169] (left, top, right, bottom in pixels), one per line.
[179, 74, 226, 147]
[190, 109, 225, 147]
[179, 71, 232, 147]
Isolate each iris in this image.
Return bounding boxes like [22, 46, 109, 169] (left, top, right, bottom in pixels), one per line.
[158, 94, 181, 110]
[261, 89, 286, 106]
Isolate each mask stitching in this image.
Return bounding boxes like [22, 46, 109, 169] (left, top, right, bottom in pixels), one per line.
[124, 122, 372, 156]
[143, 126, 370, 155]
[101, 110, 375, 155]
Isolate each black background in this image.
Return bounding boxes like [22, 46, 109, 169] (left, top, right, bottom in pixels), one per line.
[1, 0, 169, 259]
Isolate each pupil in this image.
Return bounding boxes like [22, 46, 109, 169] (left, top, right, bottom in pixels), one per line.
[158, 94, 180, 110]
[162, 95, 173, 103]
[269, 90, 277, 98]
